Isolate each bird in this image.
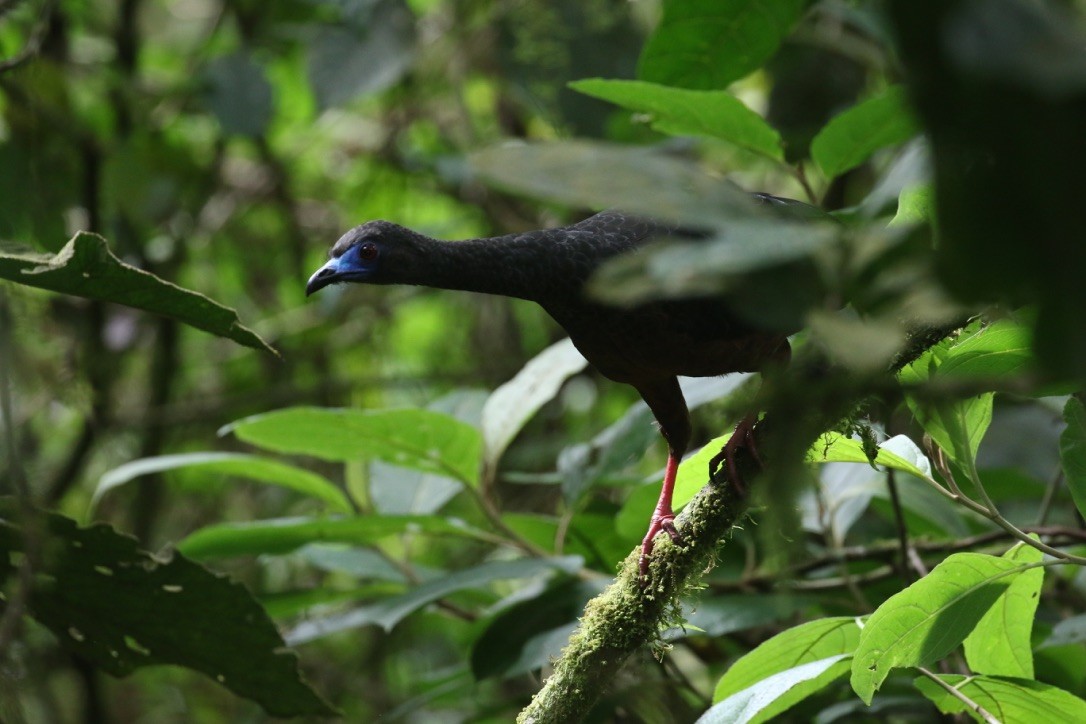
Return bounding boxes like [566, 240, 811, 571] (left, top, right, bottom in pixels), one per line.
[306, 199, 794, 578]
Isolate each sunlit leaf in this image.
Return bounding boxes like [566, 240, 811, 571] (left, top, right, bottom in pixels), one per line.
[915, 674, 1086, 722]
[570, 79, 782, 159]
[851, 552, 1035, 703]
[714, 617, 862, 704]
[700, 655, 851, 724]
[811, 86, 919, 178]
[964, 541, 1044, 678]
[0, 233, 274, 354]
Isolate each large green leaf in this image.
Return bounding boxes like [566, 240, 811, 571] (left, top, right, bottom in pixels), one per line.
[713, 617, 862, 706]
[638, 0, 808, 90]
[481, 338, 587, 469]
[851, 552, 1038, 703]
[94, 453, 352, 513]
[178, 515, 490, 559]
[964, 542, 1044, 678]
[811, 86, 919, 178]
[0, 232, 274, 353]
[700, 655, 851, 724]
[1060, 396, 1086, 520]
[570, 79, 783, 160]
[222, 407, 482, 487]
[0, 500, 334, 717]
[915, 674, 1086, 722]
[900, 342, 995, 476]
[469, 140, 753, 229]
[939, 320, 1035, 379]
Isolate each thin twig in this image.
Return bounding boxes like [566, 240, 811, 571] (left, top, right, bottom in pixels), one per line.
[916, 668, 1000, 724]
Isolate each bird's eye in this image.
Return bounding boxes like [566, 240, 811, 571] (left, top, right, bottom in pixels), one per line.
[357, 242, 379, 261]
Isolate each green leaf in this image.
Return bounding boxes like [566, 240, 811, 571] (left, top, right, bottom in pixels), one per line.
[469, 140, 753, 229]
[0, 500, 334, 717]
[0, 232, 274, 354]
[964, 542, 1044, 678]
[805, 432, 932, 482]
[939, 320, 1035, 379]
[811, 86, 920, 178]
[638, 0, 808, 90]
[222, 407, 482, 487]
[481, 338, 588, 469]
[1060, 397, 1086, 520]
[915, 674, 1086, 722]
[714, 617, 862, 704]
[286, 556, 584, 642]
[909, 393, 993, 477]
[94, 453, 351, 513]
[570, 79, 783, 160]
[850, 552, 1037, 703]
[177, 515, 489, 559]
[701, 655, 851, 724]
[890, 184, 935, 227]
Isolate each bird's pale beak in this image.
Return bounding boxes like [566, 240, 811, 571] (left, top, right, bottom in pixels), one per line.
[305, 258, 341, 297]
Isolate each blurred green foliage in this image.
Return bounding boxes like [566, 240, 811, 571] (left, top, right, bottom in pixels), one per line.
[1, 0, 1086, 722]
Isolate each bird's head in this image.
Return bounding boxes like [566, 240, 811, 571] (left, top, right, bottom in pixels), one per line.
[305, 220, 425, 296]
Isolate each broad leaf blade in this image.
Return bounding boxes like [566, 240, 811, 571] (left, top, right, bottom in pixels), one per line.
[0, 501, 334, 717]
[0, 233, 274, 353]
[714, 617, 862, 703]
[570, 79, 782, 160]
[811, 86, 919, 178]
[222, 407, 482, 487]
[94, 452, 351, 513]
[481, 338, 588, 468]
[915, 674, 1086, 722]
[850, 552, 1030, 703]
[469, 140, 753, 229]
[638, 0, 808, 90]
[964, 542, 1044, 678]
[700, 655, 851, 724]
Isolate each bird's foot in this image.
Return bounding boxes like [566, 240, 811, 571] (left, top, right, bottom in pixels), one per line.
[639, 512, 683, 579]
[708, 415, 763, 496]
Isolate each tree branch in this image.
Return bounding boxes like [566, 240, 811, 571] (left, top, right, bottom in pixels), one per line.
[519, 320, 969, 723]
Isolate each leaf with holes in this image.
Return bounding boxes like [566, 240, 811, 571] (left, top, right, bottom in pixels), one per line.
[0, 499, 334, 717]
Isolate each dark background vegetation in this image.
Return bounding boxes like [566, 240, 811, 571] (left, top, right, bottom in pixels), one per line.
[3, 0, 1086, 722]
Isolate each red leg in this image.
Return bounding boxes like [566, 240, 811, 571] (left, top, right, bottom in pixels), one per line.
[708, 415, 762, 495]
[639, 452, 684, 578]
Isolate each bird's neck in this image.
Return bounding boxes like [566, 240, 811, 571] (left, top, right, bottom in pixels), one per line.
[415, 231, 573, 303]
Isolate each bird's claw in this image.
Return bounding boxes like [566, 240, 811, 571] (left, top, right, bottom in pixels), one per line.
[638, 514, 683, 580]
[709, 416, 763, 496]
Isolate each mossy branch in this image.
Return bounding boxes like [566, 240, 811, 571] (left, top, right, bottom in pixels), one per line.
[518, 320, 968, 724]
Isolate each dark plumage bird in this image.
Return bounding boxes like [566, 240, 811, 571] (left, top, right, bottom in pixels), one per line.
[306, 200, 793, 576]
